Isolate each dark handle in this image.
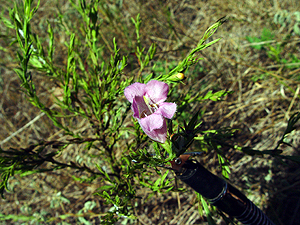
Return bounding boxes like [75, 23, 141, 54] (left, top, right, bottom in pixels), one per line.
[177, 160, 275, 225]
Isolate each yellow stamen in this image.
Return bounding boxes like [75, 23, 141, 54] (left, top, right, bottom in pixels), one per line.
[143, 96, 155, 114]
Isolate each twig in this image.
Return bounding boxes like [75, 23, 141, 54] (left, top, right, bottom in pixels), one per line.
[241, 38, 300, 47]
[0, 105, 55, 146]
[0, 112, 45, 146]
[287, 85, 300, 119]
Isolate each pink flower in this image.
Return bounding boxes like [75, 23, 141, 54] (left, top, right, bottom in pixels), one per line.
[124, 80, 177, 143]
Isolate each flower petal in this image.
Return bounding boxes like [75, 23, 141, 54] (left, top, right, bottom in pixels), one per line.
[124, 82, 146, 103]
[139, 117, 167, 143]
[131, 98, 139, 118]
[132, 96, 152, 119]
[124, 80, 175, 143]
[144, 80, 169, 104]
[139, 113, 164, 131]
[157, 102, 177, 119]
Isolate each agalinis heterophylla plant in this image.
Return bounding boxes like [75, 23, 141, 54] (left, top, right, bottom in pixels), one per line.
[124, 80, 177, 143]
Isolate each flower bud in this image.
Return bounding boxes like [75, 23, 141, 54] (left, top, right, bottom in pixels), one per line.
[168, 73, 185, 82]
[176, 73, 185, 80]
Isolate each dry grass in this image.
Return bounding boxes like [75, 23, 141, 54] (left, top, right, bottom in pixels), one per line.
[1, 0, 300, 224]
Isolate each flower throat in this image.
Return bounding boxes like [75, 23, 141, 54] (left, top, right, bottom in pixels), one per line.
[140, 96, 159, 118]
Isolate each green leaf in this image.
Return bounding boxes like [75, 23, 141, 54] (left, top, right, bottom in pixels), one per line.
[199, 194, 216, 225]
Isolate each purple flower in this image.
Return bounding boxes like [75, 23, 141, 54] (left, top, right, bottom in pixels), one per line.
[124, 80, 177, 143]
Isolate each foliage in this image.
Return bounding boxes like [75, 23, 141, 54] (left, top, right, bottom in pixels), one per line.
[236, 112, 300, 164]
[246, 27, 300, 82]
